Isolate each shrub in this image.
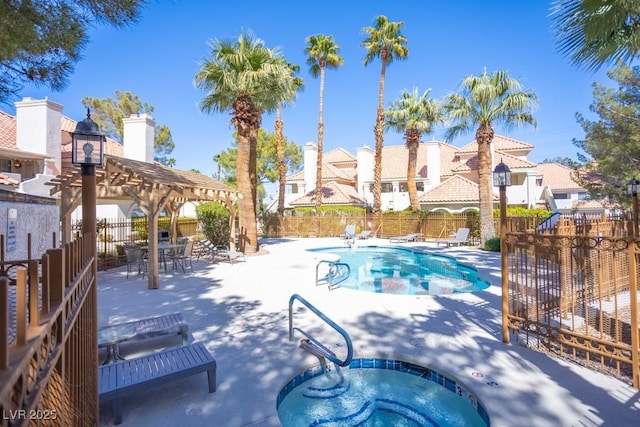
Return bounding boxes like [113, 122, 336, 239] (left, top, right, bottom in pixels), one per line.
[484, 236, 501, 252]
[196, 201, 230, 247]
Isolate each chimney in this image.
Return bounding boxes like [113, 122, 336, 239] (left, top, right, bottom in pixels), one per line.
[357, 145, 374, 193]
[123, 114, 156, 163]
[425, 141, 441, 187]
[15, 97, 63, 175]
[304, 142, 317, 195]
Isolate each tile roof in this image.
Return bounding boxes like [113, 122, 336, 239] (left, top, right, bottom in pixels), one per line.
[455, 134, 534, 155]
[535, 162, 582, 190]
[323, 147, 356, 164]
[451, 150, 536, 173]
[0, 173, 19, 187]
[288, 181, 364, 206]
[0, 111, 16, 149]
[381, 144, 428, 180]
[419, 175, 498, 203]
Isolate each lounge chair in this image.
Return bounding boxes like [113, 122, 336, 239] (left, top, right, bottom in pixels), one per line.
[437, 228, 470, 247]
[356, 230, 372, 239]
[215, 246, 246, 264]
[341, 224, 356, 239]
[389, 233, 421, 243]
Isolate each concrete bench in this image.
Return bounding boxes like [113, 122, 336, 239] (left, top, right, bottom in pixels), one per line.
[99, 342, 216, 425]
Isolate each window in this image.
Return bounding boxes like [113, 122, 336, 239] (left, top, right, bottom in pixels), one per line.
[536, 177, 543, 186]
[381, 183, 393, 193]
[286, 183, 298, 194]
[578, 192, 589, 200]
[399, 182, 424, 192]
[554, 193, 568, 200]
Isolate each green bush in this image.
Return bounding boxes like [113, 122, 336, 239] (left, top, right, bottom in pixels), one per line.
[484, 236, 501, 252]
[196, 201, 230, 247]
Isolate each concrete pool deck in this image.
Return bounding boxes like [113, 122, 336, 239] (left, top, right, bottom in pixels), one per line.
[97, 237, 640, 426]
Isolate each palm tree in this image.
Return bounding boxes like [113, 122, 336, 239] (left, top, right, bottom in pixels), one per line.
[194, 32, 291, 254]
[275, 62, 304, 217]
[361, 15, 409, 217]
[384, 88, 444, 211]
[551, 0, 640, 71]
[443, 69, 537, 245]
[304, 34, 344, 211]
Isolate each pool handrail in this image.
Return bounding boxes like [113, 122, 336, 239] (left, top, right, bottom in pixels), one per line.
[315, 260, 351, 288]
[288, 293, 353, 367]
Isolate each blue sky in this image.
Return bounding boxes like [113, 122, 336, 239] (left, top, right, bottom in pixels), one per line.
[17, 0, 612, 181]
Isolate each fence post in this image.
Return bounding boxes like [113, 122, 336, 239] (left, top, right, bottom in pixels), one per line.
[0, 276, 8, 369]
[628, 239, 640, 389]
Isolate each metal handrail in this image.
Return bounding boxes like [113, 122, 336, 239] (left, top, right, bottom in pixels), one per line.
[288, 293, 353, 367]
[315, 260, 351, 288]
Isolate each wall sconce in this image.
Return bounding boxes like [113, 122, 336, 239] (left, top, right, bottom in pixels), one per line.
[13, 160, 22, 169]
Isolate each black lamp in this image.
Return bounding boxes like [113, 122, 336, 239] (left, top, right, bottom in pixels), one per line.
[493, 158, 512, 187]
[71, 109, 105, 170]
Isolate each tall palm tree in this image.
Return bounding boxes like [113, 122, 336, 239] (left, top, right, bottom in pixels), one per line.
[304, 34, 344, 211]
[551, 0, 640, 72]
[275, 62, 304, 217]
[362, 15, 409, 217]
[194, 32, 291, 254]
[384, 88, 444, 211]
[443, 69, 537, 245]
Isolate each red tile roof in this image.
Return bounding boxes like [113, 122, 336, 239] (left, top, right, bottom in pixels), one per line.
[451, 150, 536, 173]
[419, 175, 498, 203]
[289, 181, 364, 206]
[0, 111, 16, 149]
[455, 134, 534, 155]
[535, 162, 581, 190]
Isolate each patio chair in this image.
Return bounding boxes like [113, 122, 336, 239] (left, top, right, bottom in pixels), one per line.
[437, 228, 470, 247]
[168, 240, 195, 272]
[389, 233, 421, 243]
[341, 224, 356, 240]
[123, 245, 147, 279]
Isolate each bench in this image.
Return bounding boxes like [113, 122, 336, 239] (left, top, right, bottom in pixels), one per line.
[99, 342, 216, 424]
[100, 312, 188, 346]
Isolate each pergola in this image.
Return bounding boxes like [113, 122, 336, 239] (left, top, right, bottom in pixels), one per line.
[49, 155, 240, 289]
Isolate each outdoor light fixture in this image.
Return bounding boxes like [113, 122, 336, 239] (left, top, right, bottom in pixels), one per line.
[627, 177, 640, 196]
[71, 109, 105, 169]
[493, 158, 512, 187]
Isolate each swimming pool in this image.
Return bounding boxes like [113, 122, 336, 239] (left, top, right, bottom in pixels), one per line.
[308, 246, 490, 295]
[277, 358, 489, 426]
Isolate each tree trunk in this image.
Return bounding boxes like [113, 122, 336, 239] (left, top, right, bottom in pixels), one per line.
[373, 55, 387, 229]
[406, 128, 420, 211]
[232, 94, 261, 254]
[275, 107, 285, 217]
[315, 65, 326, 210]
[476, 123, 496, 246]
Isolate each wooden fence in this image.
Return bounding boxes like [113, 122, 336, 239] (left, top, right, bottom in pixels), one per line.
[0, 233, 98, 426]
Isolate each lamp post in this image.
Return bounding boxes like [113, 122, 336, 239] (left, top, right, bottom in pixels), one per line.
[628, 178, 640, 238]
[71, 108, 104, 419]
[72, 109, 105, 243]
[493, 159, 512, 344]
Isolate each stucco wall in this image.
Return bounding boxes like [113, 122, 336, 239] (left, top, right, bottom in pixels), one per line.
[0, 191, 59, 262]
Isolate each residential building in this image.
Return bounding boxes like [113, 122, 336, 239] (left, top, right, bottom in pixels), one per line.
[279, 134, 604, 214]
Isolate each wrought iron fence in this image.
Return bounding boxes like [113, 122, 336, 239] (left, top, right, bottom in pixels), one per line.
[71, 217, 199, 270]
[504, 232, 639, 388]
[1, 233, 99, 426]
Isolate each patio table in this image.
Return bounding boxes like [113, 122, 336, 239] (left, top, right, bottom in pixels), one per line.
[141, 243, 185, 273]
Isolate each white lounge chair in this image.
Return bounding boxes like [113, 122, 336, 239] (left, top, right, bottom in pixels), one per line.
[341, 224, 356, 239]
[389, 233, 421, 243]
[437, 228, 470, 247]
[357, 230, 372, 239]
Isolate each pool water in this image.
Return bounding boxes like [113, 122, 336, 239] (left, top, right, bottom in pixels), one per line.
[277, 359, 489, 427]
[309, 246, 489, 295]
